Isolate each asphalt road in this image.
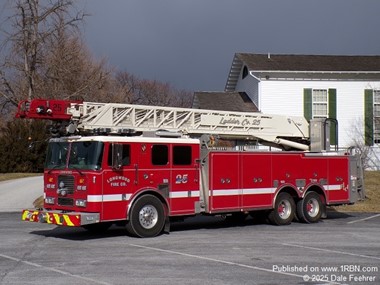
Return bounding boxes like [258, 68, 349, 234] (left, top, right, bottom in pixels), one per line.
[0, 211, 379, 285]
[0, 176, 43, 212]
[0, 177, 379, 284]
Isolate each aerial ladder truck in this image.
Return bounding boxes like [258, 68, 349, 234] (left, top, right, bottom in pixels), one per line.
[17, 99, 364, 237]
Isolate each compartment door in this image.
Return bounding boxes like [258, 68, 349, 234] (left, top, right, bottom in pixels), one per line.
[209, 153, 240, 211]
[241, 153, 273, 208]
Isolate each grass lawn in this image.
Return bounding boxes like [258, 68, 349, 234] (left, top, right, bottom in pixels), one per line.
[332, 171, 380, 213]
[0, 173, 42, 182]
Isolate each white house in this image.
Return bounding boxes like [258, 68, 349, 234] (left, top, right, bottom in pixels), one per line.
[222, 53, 380, 168]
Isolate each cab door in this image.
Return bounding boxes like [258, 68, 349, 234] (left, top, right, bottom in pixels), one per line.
[102, 143, 135, 221]
[170, 144, 200, 215]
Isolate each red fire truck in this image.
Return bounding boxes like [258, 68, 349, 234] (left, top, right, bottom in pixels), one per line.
[17, 99, 364, 237]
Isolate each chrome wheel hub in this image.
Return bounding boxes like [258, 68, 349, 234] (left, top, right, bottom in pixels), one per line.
[278, 200, 292, 219]
[139, 205, 158, 229]
[307, 198, 320, 217]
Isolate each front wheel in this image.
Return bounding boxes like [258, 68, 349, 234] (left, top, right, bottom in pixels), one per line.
[296, 191, 323, 223]
[268, 192, 295, 225]
[126, 194, 165, 238]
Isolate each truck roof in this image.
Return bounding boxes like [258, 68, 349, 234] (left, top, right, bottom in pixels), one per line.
[49, 135, 200, 144]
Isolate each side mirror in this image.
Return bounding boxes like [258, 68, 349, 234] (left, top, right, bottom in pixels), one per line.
[112, 143, 123, 170]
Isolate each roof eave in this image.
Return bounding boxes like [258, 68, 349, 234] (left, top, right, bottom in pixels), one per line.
[225, 54, 243, 91]
[252, 70, 380, 74]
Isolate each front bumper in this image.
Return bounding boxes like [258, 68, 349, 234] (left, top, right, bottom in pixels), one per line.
[22, 209, 100, 227]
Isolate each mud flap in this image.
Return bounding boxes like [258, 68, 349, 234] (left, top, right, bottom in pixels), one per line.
[321, 203, 327, 219]
[164, 216, 170, 234]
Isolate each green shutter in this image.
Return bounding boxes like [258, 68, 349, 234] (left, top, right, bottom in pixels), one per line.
[303, 88, 312, 122]
[364, 89, 374, 146]
[328, 89, 337, 145]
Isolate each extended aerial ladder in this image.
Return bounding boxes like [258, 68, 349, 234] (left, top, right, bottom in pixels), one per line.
[16, 99, 311, 150]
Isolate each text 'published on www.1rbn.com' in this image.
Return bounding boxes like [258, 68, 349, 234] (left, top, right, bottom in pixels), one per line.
[273, 264, 378, 283]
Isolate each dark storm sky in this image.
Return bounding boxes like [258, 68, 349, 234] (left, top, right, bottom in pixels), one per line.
[79, 0, 380, 91]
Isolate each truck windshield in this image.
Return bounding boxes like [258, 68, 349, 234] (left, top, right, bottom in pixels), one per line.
[45, 141, 104, 171]
[68, 141, 104, 170]
[45, 142, 69, 169]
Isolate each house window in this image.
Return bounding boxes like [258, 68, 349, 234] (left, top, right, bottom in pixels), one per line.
[374, 90, 380, 144]
[304, 88, 337, 145]
[312, 89, 328, 118]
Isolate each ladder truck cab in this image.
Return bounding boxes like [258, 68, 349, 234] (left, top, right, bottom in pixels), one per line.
[17, 99, 365, 237]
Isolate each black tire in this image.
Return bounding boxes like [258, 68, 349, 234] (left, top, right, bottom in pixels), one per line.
[268, 192, 295, 225]
[82, 222, 112, 233]
[126, 194, 165, 238]
[296, 191, 323, 223]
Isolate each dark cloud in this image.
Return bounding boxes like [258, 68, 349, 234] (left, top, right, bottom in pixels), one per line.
[81, 0, 380, 91]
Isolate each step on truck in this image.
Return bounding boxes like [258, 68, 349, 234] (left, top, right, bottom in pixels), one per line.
[17, 99, 365, 237]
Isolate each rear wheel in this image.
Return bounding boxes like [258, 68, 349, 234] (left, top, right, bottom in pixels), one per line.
[296, 191, 323, 223]
[126, 194, 165, 238]
[268, 192, 295, 225]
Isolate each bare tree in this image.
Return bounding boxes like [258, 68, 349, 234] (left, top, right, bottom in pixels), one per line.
[0, 0, 87, 112]
[347, 117, 380, 170]
[110, 71, 140, 104]
[41, 14, 111, 101]
[112, 71, 193, 107]
[1, 1, 193, 114]
[0, 0, 195, 174]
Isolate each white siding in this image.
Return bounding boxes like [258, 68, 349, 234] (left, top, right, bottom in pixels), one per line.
[259, 80, 380, 148]
[235, 70, 260, 107]
[260, 81, 304, 116]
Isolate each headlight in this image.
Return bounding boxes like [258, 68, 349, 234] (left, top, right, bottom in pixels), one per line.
[45, 197, 55, 204]
[75, 199, 87, 207]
